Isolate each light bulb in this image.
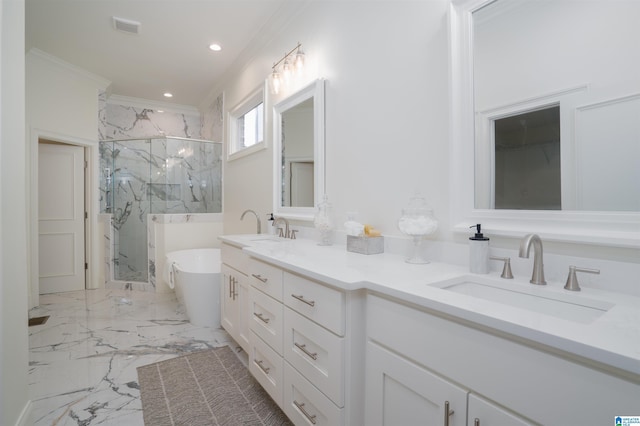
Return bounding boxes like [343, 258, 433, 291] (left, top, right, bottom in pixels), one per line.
[270, 70, 281, 95]
[282, 57, 292, 82]
[294, 48, 305, 73]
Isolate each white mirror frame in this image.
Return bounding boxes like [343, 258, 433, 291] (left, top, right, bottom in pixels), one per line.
[273, 79, 325, 220]
[449, 0, 640, 248]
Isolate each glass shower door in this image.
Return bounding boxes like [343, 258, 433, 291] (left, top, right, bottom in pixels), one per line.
[112, 139, 151, 282]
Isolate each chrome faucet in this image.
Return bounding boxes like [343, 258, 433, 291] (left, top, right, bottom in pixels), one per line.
[518, 233, 546, 285]
[272, 216, 291, 239]
[240, 209, 261, 234]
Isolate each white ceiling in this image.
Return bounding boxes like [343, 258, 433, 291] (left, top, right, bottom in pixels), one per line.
[25, 0, 287, 108]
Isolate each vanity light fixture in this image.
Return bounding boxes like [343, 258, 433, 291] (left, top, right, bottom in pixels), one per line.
[269, 42, 305, 95]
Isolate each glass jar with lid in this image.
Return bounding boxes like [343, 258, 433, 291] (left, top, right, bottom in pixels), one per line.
[398, 193, 438, 263]
[314, 194, 334, 245]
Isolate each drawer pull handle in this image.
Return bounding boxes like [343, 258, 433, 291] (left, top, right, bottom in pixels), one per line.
[252, 274, 268, 283]
[444, 401, 454, 426]
[294, 342, 318, 360]
[293, 400, 317, 425]
[229, 276, 238, 299]
[253, 312, 270, 324]
[291, 294, 315, 307]
[474, 419, 480, 426]
[255, 359, 270, 374]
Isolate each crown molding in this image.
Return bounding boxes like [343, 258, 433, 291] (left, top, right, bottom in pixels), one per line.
[27, 48, 112, 90]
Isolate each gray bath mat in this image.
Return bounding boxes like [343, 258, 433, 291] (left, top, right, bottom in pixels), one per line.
[137, 345, 292, 426]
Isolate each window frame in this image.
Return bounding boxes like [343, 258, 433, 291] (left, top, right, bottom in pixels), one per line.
[227, 85, 266, 161]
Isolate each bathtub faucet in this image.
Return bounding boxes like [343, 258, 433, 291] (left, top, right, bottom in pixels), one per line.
[240, 209, 262, 234]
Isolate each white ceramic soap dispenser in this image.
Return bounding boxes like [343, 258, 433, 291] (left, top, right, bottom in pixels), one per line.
[469, 224, 489, 274]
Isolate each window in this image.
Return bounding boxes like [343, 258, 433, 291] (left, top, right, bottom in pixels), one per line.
[493, 106, 561, 210]
[228, 86, 265, 160]
[237, 103, 263, 149]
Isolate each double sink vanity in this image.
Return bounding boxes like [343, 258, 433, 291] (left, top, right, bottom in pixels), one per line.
[219, 233, 640, 425]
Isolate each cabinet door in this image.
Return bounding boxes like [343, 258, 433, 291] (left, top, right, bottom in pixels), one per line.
[468, 394, 536, 426]
[221, 264, 236, 337]
[366, 342, 467, 426]
[236, 273, 250, 353]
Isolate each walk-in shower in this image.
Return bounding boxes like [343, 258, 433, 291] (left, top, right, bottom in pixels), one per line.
[100, 137, 222, 283]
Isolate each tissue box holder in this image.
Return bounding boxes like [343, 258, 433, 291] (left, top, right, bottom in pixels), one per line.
[347, 235, 384, 255]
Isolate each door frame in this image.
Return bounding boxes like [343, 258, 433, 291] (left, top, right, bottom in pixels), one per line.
[29, 128, 99, 308]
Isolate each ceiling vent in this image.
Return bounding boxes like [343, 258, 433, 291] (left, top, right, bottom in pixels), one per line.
[112, 17, 141, 35]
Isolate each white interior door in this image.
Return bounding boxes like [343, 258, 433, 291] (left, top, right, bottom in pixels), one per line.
[38, 142, 85, 293]
[290, 161, 314, 207]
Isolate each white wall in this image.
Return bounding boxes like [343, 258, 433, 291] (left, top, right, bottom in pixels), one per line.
[219, 0, 452, 240]
[26, 49, 110, 304]
[1, 0, 31, 424]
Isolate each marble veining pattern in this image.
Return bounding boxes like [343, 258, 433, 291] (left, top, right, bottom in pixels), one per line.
[102, 104, 202, 141]
[201, 93, 224, 142]
[29, 288, 233, 425]
[100, 138, 222, 282]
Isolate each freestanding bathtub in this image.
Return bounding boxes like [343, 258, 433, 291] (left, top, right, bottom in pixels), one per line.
[165, 248, 221, 327]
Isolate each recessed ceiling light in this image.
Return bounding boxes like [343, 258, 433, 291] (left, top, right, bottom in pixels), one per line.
[209, 43, 222, 52]
[163, 92, 173, 98]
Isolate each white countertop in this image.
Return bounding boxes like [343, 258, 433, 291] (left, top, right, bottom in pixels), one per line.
[220, 234, 640, 377]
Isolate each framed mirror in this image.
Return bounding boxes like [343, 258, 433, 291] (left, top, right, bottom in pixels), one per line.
[450, 0, 640, 247]
[273, 79, 325, 220]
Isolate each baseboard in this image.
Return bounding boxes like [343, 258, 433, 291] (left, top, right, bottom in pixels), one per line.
[15, 400, 32, 426]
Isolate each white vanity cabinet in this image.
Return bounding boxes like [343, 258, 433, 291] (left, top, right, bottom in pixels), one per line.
[220, 243, 250, 353]
[247, 258, 285, 406]
[366, 292, 640, 425]
[247, 256, 365, 426]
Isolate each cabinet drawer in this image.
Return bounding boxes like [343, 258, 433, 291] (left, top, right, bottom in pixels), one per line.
[249, 258, 283, 301]
[283, 362, 343, 426]
[249, 331, 284, 408]
[284, 307, 345, 406]
[284, 272, 345, 336]
[249, 286, 284, 355]
[221, 243, 248, 272]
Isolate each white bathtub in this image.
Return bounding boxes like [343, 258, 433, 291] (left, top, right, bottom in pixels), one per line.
[165, 248, 221, 327]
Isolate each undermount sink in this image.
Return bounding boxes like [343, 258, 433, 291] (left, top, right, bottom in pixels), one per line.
[249, 236, 283, 243]
[430, 276, 614, 324]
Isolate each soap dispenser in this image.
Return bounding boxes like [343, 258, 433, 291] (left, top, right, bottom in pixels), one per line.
[469, 224, 489, 274]
[266, 213, 275, 235]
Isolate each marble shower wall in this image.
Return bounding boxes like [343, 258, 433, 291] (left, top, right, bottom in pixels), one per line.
[102, 102, 203, 140]
[101, 138, 222, 282]
[99, 97, 225, 284]
[201, 93, 224, 142]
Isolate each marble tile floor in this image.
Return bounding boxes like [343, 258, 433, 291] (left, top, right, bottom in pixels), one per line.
[28, 288, 234, 425]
